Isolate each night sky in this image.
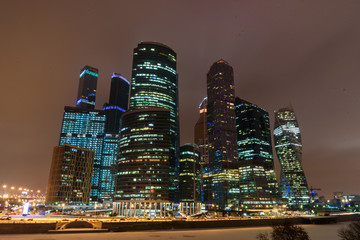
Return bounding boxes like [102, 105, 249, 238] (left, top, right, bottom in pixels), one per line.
[1, 1, 360, 198]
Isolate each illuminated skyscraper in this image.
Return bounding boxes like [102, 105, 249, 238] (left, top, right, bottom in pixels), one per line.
[129, 42, 179, 202]
[59, 106, 106, 202]
[100, 73, 130, 203]
[204, 60, 239, 210]
[274, 107, 310, 208]
[46, 144, 94, 205]
[235, 98, 280, 209]
[113, 108, 173, 216]
[194, 97, 208, 166]
[179, 143, 201, 202]
[76, 65, 98, 109]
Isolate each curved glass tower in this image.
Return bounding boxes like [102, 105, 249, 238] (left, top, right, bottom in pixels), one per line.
[129, 42, 179, 202]
[116, 108, 172, 201]
[273, 107, 310, 208]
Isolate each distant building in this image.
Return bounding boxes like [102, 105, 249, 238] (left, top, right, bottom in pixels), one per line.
[46, 144, 94, 205]
[235, 97, 280, 209]
[76, 65, 98, 109]
[194, 97, 208, 166]
[113, 108, 173, 217]
[274, 107, 310, 208]
[59, 106, 106, 202]
[179, 143, 201, 202]
[204, 60, 239, 210]
[128, 41, 179, 202]
[100, 73, 130, 203]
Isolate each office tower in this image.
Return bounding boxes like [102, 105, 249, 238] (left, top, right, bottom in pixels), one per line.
[129, 42, 179, 202]
[76, 65, 98, 109]
[194, 97, 208, 166]
[100, 73, 130, 203]
[46, 144, 94, 205]
[204, 59, 239, 210]
[235, 97, 280, 209]
[274, 107, 310, 208]
[179, 143, 201, 202]
[59, 106, 106, 202]
[113, 108, 173, 216]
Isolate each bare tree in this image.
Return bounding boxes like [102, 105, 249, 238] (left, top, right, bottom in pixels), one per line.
[338, 220, 360, 240]
[256, 221, 310, 240]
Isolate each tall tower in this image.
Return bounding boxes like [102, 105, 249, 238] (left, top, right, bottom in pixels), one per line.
[274, 107, 310, 208]
[235, 97, 280, 209]
[129, 42, 179, 202]
[100, 73, 130, 203]
[59, 106, 106, 201]
[76, 65, 98, 109]
[205, 60, 239, 210]
[194, 97, 208, 166]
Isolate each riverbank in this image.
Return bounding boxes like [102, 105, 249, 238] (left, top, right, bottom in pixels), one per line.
[0, 214, 358, 234]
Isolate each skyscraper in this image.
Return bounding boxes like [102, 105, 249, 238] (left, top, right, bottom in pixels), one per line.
[46, 144, 94, 205]
[179, 143, 201, 203]
[76, 65, 98, 109]
[128, 42, 179, 202]
[59, 106, 106, 202]
[204, 60, 239, 210]
[194, 97, 208, 166]
[113, 108, 173, 217]
[235, 97, 279, 209]
[274, 107, 310, 208]
[100, 73, 130, 203]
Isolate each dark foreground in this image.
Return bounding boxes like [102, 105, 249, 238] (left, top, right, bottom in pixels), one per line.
[0, 223, 348, 240]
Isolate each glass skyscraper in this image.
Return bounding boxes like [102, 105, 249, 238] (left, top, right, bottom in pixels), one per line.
[59, 106, 106, 202]
[179, 143, 201, 203]
[235, 97, 280, 209]
[128, 42, 179, 202]
[100, 73, 130, 203]
[76, 65, 98, 109]
[115, 108, 172, 202]
[204, 60, 239, 210]
[274, 107, 310, 208]
[194, 97, 208, 166]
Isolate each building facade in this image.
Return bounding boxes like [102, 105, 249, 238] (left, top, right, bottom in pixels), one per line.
[128, 42, 179, 202]
[113, 108, 173, 217]
[179, 143, 201, 203]
[46, 144, 94, 205]
[235, 97, 280, 209]
[59, 106, 106, 202]
[100, 73, 130, 203]
[76, 65, 98, 109]
[204, 60, 239, 210]
[194, 97, 208, 166]
[273, 107, 310, 208]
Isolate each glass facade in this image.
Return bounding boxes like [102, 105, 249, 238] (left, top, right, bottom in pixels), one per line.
[76, 65, 98, 109]
[115, 108, 172, 201]
[274, 107, 310, 208]
[179, 143, 201, 202]
[46, 144, 94, 205]
[100, 73, 130, 203]
[59, 106, 106, 202]
[235, 97, 280, 209]
[204, 60, 239, 210]
[129, 42, 179, 202]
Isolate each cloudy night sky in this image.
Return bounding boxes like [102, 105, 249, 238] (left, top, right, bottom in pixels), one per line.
[1, 0, 360, 198]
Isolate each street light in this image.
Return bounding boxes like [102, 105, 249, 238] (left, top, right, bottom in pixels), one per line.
[62, 203, 65, 215]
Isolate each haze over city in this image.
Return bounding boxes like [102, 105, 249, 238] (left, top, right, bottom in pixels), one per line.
[1, 0, 360, 199]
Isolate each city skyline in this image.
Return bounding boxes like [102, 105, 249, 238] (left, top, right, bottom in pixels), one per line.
[1, 1, 360, 199]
